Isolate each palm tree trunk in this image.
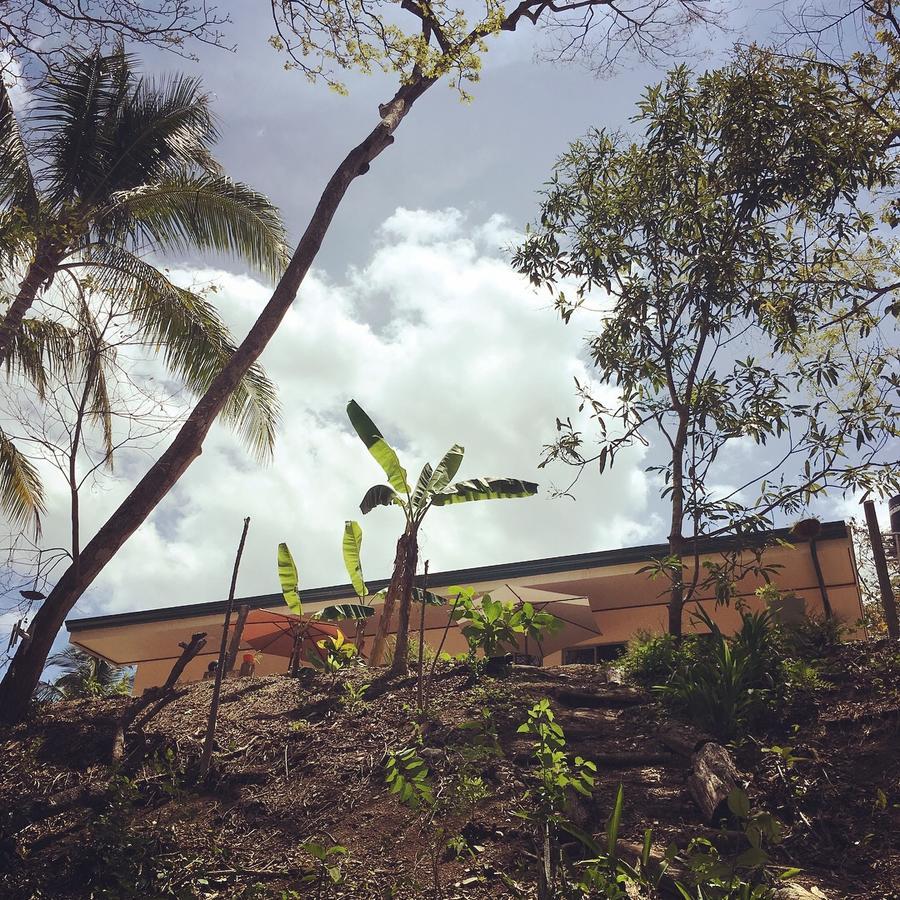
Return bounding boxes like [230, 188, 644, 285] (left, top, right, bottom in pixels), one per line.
[0, 77, 435, 724]
[0, 242, 64, 367]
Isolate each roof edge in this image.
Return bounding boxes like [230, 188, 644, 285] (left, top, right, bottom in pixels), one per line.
[66, 520, 848, 633]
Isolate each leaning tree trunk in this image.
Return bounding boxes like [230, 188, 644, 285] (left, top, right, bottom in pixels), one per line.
[368, 529, 418, 672]
[0, 76, 436, 724]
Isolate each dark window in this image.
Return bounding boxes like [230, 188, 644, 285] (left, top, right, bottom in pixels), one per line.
[562, 644, 626, 665]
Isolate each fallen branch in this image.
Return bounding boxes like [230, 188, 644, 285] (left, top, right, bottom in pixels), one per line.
[111, 631, 207, 763]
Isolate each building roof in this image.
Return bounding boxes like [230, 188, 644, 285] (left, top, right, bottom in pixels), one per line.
[65, 520, 848, 633]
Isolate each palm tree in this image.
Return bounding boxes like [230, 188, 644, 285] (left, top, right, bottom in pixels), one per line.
[0, 47, 288, 533]
[37, 646, 133, 700]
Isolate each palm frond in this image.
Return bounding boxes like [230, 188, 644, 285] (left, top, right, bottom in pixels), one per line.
[103, 70, 219, 190]
[0, 428, 45, 535]
[3, 316, 78, 398]
[45, 646, 132, 698]
[102, 174, 288, 279]
[0, 77, 38, 213]
[80, 245, 280, 459]
[33, 47, 131, 206]
[73, 302, 116, 461]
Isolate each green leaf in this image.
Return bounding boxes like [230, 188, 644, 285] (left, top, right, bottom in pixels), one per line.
[430, 476, 538, 506]
[727, 788, 750, 820]
[360, 484, 400, 515]
[428, 444, 465, 493]
[412, 462, 434, 511]
[411, 587, 445, 605]
[342, 520, 367, 598]
[734, 847, 769, 868]
[607, 784, 624, 857]
[347, 400, 410, 495]
[317, 603, 375, 621]
[277, 542, 301, 614]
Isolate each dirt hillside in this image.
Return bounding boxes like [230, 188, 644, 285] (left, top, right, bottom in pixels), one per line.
[1, 642, 897, 899]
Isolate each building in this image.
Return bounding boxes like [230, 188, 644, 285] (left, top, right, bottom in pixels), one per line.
[65, 520, 864, 694]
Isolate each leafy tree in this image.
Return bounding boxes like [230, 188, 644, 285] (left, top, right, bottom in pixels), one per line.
[0, 1, 228, 73]
[36, 645, 132, 700]
[0, 0, 711, 722]
[514, 53, 900, 635]
[0, 47, 287, 532]
[347, 399, 537, 675]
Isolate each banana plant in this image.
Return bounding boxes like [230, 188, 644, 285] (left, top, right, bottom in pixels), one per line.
[278, 524, 376, 627]
[346, 399, 538, 675]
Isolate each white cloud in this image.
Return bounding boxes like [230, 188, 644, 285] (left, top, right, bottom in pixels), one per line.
[23, 208, 653, 619]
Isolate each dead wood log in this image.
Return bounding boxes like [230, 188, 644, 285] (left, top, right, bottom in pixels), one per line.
[687, 742, 742, 824]
[552, 687, 645, 709]
[4, 782, 108, 837]
[658, 721, 714, 758]
[111, 631, 207, 763]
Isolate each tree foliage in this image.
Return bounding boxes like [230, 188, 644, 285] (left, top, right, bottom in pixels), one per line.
[514, 52, 900, 633]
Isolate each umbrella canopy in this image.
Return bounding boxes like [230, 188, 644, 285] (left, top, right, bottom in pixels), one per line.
[240, 609, 342, 661]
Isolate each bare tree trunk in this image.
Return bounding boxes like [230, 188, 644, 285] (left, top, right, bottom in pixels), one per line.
[863, 500, 899, 639]
[369, 529, 418, 672]
[199, 517, 250, 779]
[0, 77, 435, 723]
[225, 603, 251, 674]
[668, 414, 689, 638]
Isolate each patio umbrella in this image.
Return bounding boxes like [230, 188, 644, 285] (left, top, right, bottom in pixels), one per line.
[240, 609, 343, 668]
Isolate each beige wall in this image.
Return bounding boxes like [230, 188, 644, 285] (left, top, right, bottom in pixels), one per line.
[70, 533, 864, 693]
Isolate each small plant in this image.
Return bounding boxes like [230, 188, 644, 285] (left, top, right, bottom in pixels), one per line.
[676, 788, 787, 898]
[384, 746, 434, 809]
[619, 631, 683, 688]
[515, 700, 596, 897]
[341, 680, 369, 712]
[310, 630, 358, 680]
[654, 606, 784, 739]
[299, 840, 349, 898]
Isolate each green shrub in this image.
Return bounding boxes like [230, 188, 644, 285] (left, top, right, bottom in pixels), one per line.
[620, 631, 681, 688]
[654, 607, 785, 740]
[781, 614, 845, 660]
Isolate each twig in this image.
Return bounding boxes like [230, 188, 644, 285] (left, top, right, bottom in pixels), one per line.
[199, 516, 251, 780]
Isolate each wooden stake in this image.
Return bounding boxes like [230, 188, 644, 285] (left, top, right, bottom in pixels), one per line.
[199, 517, 251, 779]
[863, 500, 900, 639]
[416, 560, 429, 712]
[225, 603, 251, 674]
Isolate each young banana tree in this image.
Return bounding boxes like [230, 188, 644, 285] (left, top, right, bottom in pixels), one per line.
[276, 522, 376, 666]
[346, 399, 538, 675]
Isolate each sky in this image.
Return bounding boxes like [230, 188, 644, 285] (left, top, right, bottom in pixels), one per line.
[1, 1, 890, 656]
